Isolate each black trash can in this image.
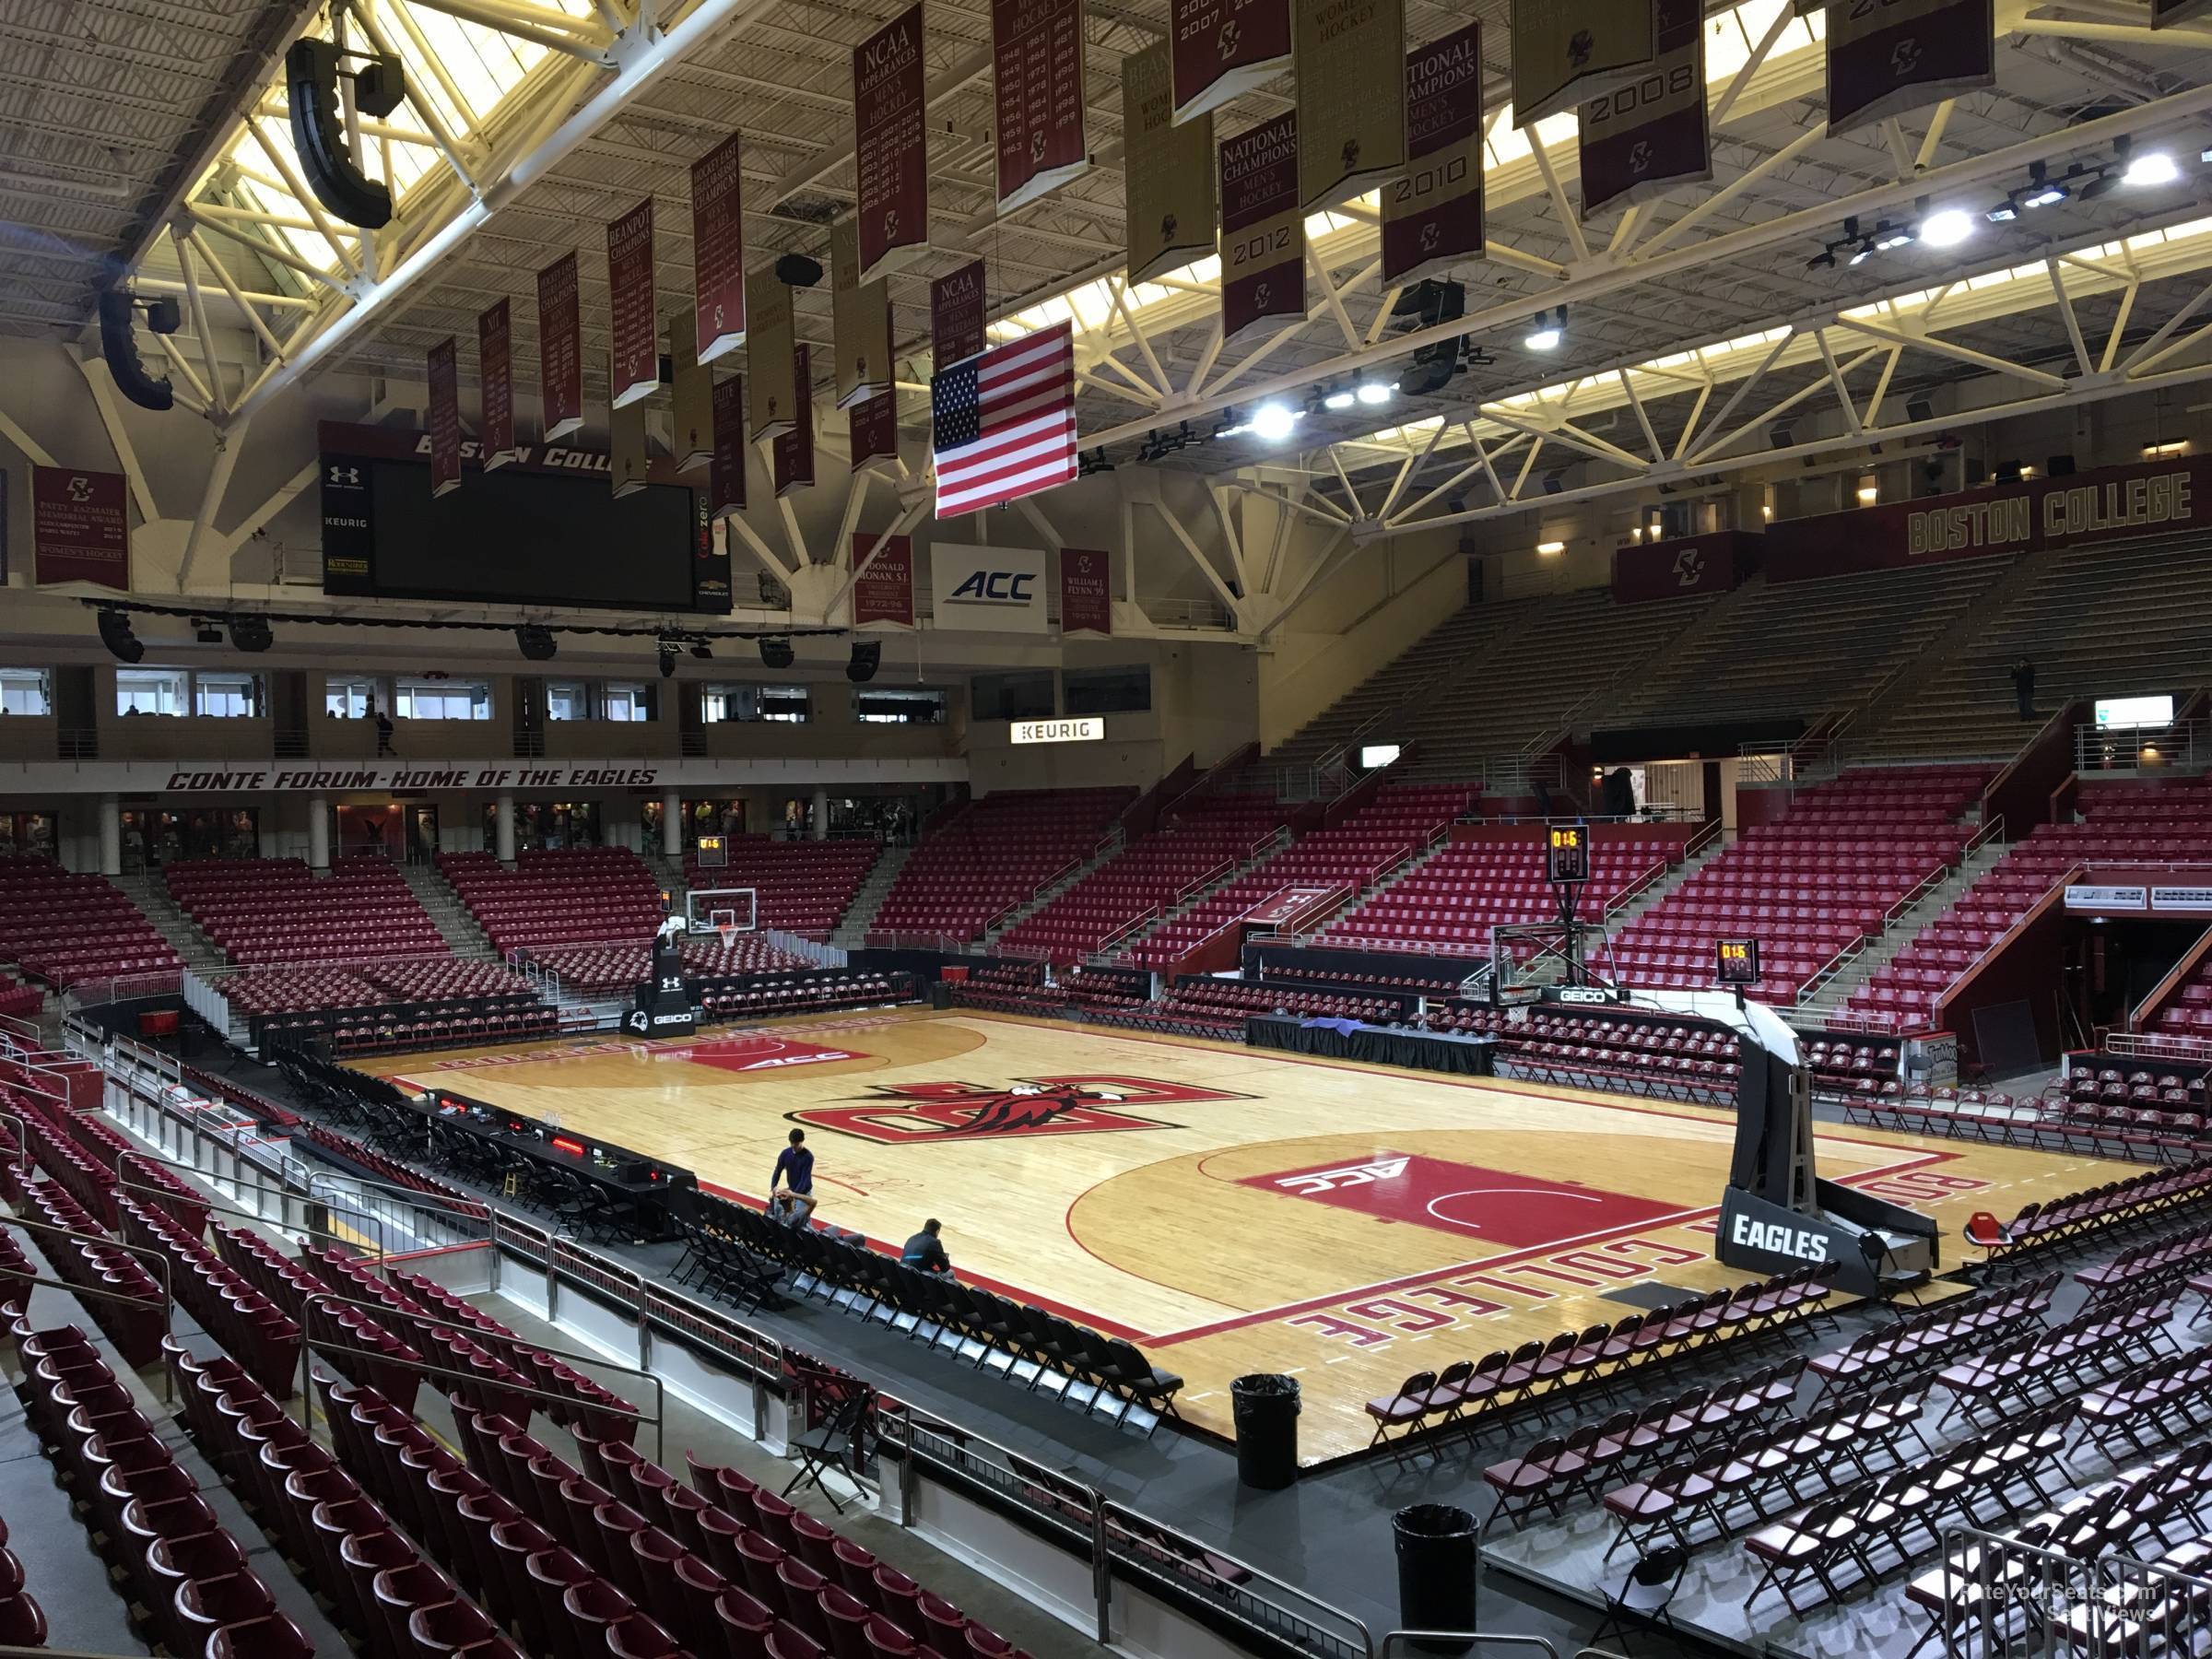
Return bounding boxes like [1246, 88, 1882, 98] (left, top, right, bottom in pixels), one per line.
[1394, 1502, 1477, 1654]
[1230, 1372, 1300, 1488]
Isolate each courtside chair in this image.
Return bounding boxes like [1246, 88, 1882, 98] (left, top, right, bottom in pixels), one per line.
[782, 1387, 873, 1512]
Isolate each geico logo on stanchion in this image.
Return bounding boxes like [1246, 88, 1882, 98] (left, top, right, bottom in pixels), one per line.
[1730, 1214, 1830, 1261]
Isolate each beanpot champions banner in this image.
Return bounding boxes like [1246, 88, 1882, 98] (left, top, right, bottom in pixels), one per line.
[606, 196, 657, 409]
[930, 545, 1049, 632]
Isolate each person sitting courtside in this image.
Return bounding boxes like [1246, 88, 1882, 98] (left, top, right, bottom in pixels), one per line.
[901, 1218, 952, 1277]
[769, 1128, 818, 1228]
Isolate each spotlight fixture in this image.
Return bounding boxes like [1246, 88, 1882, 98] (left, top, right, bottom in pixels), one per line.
[1992, 160, 2074, 220]
[1324, 389, 1356, 411]
[1921, 208, 1973, 248]
[846, 641, 881, 684]
[657, 641, 678, 678]
[1535, 539, 1566, 556]
[1250, 402, 1300, 442]
[1870, 219, 1914, 253]
[193, 618, 222, 645]
[2122, 139, 2179, 188]
[1847, 240, 1876, 267]
[1356, 380, 1393, 406]
[98, 608, 144, 664]
[1523, 307, 1565, 351]
[229, 615, 273, 653]
[515, 625, 558, 661]
[759, 635, 794, 670]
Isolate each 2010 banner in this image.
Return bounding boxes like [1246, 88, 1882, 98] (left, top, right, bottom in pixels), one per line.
[1510, 0, 1653, 126]
[1294, 0, 1406, 210]
[477, 300, 513, 469]
[691, 132, 746, 363]
[1121, 39, 1216, 284]
[994, 0, 1088, 213]
[535, 253, 583, 441]
[1219, 113, 1304, 347]
[1826, 0, 1993, 133]
[606, 196, 657, 409]
[831, 218, 893, 410]
[854, 5, 928, 282]
[1382, 20, 1484, 287]
[1171, 0, 1291, 124]
[1579, 0, 1708, 218]
[428, 337, 461, 500]
[853, 532, 915, 627]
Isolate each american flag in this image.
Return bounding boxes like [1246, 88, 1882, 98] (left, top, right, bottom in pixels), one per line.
[931, 321, 1077, 518]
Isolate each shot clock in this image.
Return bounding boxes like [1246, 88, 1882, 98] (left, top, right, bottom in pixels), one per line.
[1546, 821, 1591, 885]
[1716, 938, 1761, 987]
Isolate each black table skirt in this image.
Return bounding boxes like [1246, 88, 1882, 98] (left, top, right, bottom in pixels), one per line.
[1245, 1015, 1496, 1076]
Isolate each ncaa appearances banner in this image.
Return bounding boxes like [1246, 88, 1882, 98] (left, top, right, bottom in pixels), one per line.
[1122, 39, 1217, 284]
[831, 218, 893, 410]
[932, 260, 987, 368]
[691, 133, 747, 364]
[1294, 0, 1406, 211]
[606, 196, 658, 409]
[477, 300, 514, 468]
[427, 337, 462, 500]
[931, 544, 1048, 632]
[854, 5, 928, 284]
[1171, 0, 1291, 124]
[1511, 0, 1654, 126]
[1383, 21, 1484, 286]
[994, 0, 1089, 214]
[535, 252, 583, 441]
[1826, 0, 1993, 133]
[773, 343, 815, 498]
[1612, 531, 1758, 605]
[853, 532, 915, 627]
[709, 375, 747, 517]
[1059, 547, 1112, 635]
[1219, 113, 1304, 347]
[31, 465, 129, 590]
[1579, 0, 1709, 218]
[849, 393, 900, 476]
[747, 268, 797, 440]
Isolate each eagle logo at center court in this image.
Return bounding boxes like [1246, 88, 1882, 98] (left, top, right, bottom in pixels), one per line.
[787, 1076, 1250, 1143]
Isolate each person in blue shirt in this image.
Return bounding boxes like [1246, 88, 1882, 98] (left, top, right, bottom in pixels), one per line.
[769, 1127, 817, 1227]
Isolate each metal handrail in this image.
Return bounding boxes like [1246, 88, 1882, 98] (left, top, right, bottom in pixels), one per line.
[1, 1211, 176, 1399]
[1381, 1640, 1562, 1658]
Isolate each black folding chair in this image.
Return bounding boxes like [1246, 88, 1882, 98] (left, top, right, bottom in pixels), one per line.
[782, 1382, 874, 1512]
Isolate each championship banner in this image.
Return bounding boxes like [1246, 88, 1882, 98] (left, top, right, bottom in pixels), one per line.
[747, 269, 797, 440]
[1122, 39, 1216, 284]
[1826, 0, 1993, 133]
[831, 218, 893, 410]
[669, 308, 713, 473]
[1579, 0, 1708, 219]
[1510, 0, 1654, 126]
[850, 392, 900, 476]
[773, 343, 815, 497]
[1059, 546, 1112, 635]
[2154, 0, 2212, 23]
[854, 5, 927, 283]
[1294, 0, 1406, 210]
[427, 337, 462, 500]
[31, 465, 129, 590]
[709, 374, 747, 518]
[930, 544, 1048, 632]
[853, 532, 915, 627]
[1171, 0, 1291, 124]
[610, 398, 648, 499]
[1383, 21, 1484, 286]
[606, 196, 657, 410]
[1219, 113, 1304, 347]
[690, 132, 747, 363]
[535, 252, 583, 441]
[931, 259, 987, 369]
[994, 0, 1089, 213]
[477, 300, 513, 469]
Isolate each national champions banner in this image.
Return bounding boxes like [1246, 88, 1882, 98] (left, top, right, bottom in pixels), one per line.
[1383, 21, 1484, 287]
[930, 544, 1049, 632]
[1219, 112, 1303, 347]
[1579, 0, 1709, 218]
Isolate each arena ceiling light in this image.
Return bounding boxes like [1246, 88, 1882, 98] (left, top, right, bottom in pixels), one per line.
[1356, 380, 1394, 406]
[1250, 402, 1300, 442]
[1523, 309, 1565, 351]
[1920, 208, 1975, 249]
[2123, 146, 2181, 188]
[1323, 389, 1356, 410]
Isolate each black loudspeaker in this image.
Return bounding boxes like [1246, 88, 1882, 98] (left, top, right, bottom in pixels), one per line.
[1904, 396, 1935, 424]
[97, 609, 145, 665]
[929, 982, 954, 1010]
[846, 641, 881, 684]
[286, 38, 394, 229]
[99, 290, 173, 412]
[2047, 453, 2077, 477]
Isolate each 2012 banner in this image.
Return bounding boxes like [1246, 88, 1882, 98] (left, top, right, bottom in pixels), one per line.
[1219, 113, 1303, 347]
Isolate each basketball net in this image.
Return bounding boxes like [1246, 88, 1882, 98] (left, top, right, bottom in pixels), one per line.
[716, 921, 737, 949]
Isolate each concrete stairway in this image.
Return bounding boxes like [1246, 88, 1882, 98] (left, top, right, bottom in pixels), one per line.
[1600, 831, 1733, 933]
[979, 830, 1125, 949]
[113, 869, 226, 975]
[400, 860, 497, 959]
[1797, 836, 2011, 1017]
[833, 841, 914, 948]
[1098, 830, 1291, 961]
[1292, 833, 1461, 942]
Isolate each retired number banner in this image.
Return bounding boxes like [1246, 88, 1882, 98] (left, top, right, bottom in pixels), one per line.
[691, 132, 747, 363]
[1511, 0, 1654, 126]
[994, 0, 1089, 213]
[1059, 547, 1112, 635]
[535, 252, 583, 441]
[1171, 0, 1291, 124]
[606, 196, 657, 410]
[1383, 21, 1484, 287]
[773, 343, 815, 497]
[747, 268, 797, 441]
[1121, 39, 1217, 284]
[1579, 0, 1709, 219]
[1294, 0, 1406, 210]
[1826, 0, 1993, 133]
[669, 308, 713, 473]
[854, 5, 928, 283]
[853, 533, 915, 627]
[477, 300, 513, 468]
[1219, 113, 1304, 347]
[428, 337, 461, 499]
[831, 218, 893, 410]
[850, 392, 900, 476]
[709, 375, 747, 518]
[931, 259, 987, 368]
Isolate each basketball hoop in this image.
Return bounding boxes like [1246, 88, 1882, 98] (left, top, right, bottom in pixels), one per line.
[716, 921, 737, 949]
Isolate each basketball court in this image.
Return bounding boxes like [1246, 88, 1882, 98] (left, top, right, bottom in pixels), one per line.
[363, 1007, 2107, 1462]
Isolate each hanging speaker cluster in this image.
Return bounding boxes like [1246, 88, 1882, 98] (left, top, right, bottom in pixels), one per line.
[286, 38, 394, 229]
[98, 289, 173, 412]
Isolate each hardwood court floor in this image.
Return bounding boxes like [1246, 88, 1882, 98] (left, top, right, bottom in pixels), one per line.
[364, 1009, 2108, 1463]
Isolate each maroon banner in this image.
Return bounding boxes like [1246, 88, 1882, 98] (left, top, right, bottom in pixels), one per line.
[853, 533, 915, 628]
[709, 375, 747, 517]
[1612, 531, 1758, 605]
[1059, 546, 1112, 635]
[31, 465, 129, 590]
[2155, 0, 2212, 21]
[606, 196, 657, 409]
[427, 337, 462, 499]
[1826, 0, 1992, 133]
[854, 5, 927, 283]
[1219, 113, 1303, 347]
[994, 0, 1088, 213]
[477, 300, 513, 468]
[1171, 0, 1292, 124]
[691, 132, 747, 364]
[931, 260, 987, 368]
[773, 344, 815, 497]
[535, 253, 583, 441]
[1383, 22, 1484, 287]
[1579, 0, 1708, 218]
[850, 392, 900, 476]
[1771, 454, 2212, 583]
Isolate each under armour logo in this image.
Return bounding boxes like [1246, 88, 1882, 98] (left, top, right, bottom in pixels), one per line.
[1890, 37, 1921, 75]
[66, 475, 93, 502]
[1673, 548, 1706, 586]
[1568, 28, 1594, 66]
[327, 465, 360, 486]
[1629, 139, 1653, 174]
[1218, 19, 1240, 58]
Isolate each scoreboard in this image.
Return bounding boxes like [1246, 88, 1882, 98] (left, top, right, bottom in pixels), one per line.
[1716, 938, 1761, 986]
[1546, 821, 1591, 884]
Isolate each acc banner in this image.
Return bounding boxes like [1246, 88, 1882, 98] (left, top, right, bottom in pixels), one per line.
[773, 343, 815, 498]
[606, 196, 657, 409]
[831, 218, 893, 410]
[1294, 0, 1406, 210]
[853, 533, 915, 627]
[1579, 0, 1708, 218]
[1383, 21, 1484, 286]
[854, 5, 927, 283]
[32, 465, 128, 590]
[1059, 547, 1112, 635]
[1122, 39, 1217, 284]
[669, 309, 713, 473]
[1171, 0, 1291, 124]
[477, 300, 513, 468]
[1826, 0, 1993, 132]
[535, 252, 583, 441]
[1511, 0, 1654, 126]
[932, 260, 987, 368]
[691, 133, 746, 363]
[994, 0, 1089, 213]
[709, 375, 747, 518]
[850, 394, 900, 476]
[747, 268, 797, 440]
[931, 545, 1048, 632]
[1219, 113, 1304, 347]
[427, 338, 462, 499]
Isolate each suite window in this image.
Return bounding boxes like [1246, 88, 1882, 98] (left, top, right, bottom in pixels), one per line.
[971, 670, 1054, 722]
[325, 676, 381, 719]
[394, 677, 491, 721]
[116, 668, 188, 717]
[853, 688, 946, 724]
[702, 683, 810, 724]
[1065, 666, 1150, 716]
[0, 670, 52, 716]
[547, 680, 589, 722]
[602, 682, 653, 723]
[194, 671, 263, 719]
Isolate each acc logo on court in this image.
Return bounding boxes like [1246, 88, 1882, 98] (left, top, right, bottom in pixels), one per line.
[789, 1075, 1248, 1144]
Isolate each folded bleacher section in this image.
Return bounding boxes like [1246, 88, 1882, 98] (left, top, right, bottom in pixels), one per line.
[0, 855, 182, 991]
[866, 787, 1131, 946]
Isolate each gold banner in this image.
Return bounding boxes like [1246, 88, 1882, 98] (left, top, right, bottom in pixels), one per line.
[1510, 0, 1653, 126]
[747, 269, 797, 440]
[669, 308, 713, 473]
[610, 397, 648, 499]
[831, 218, 894, 410]
[1122, 38, 1218, 285]
[1295, 0, 1406, 210]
